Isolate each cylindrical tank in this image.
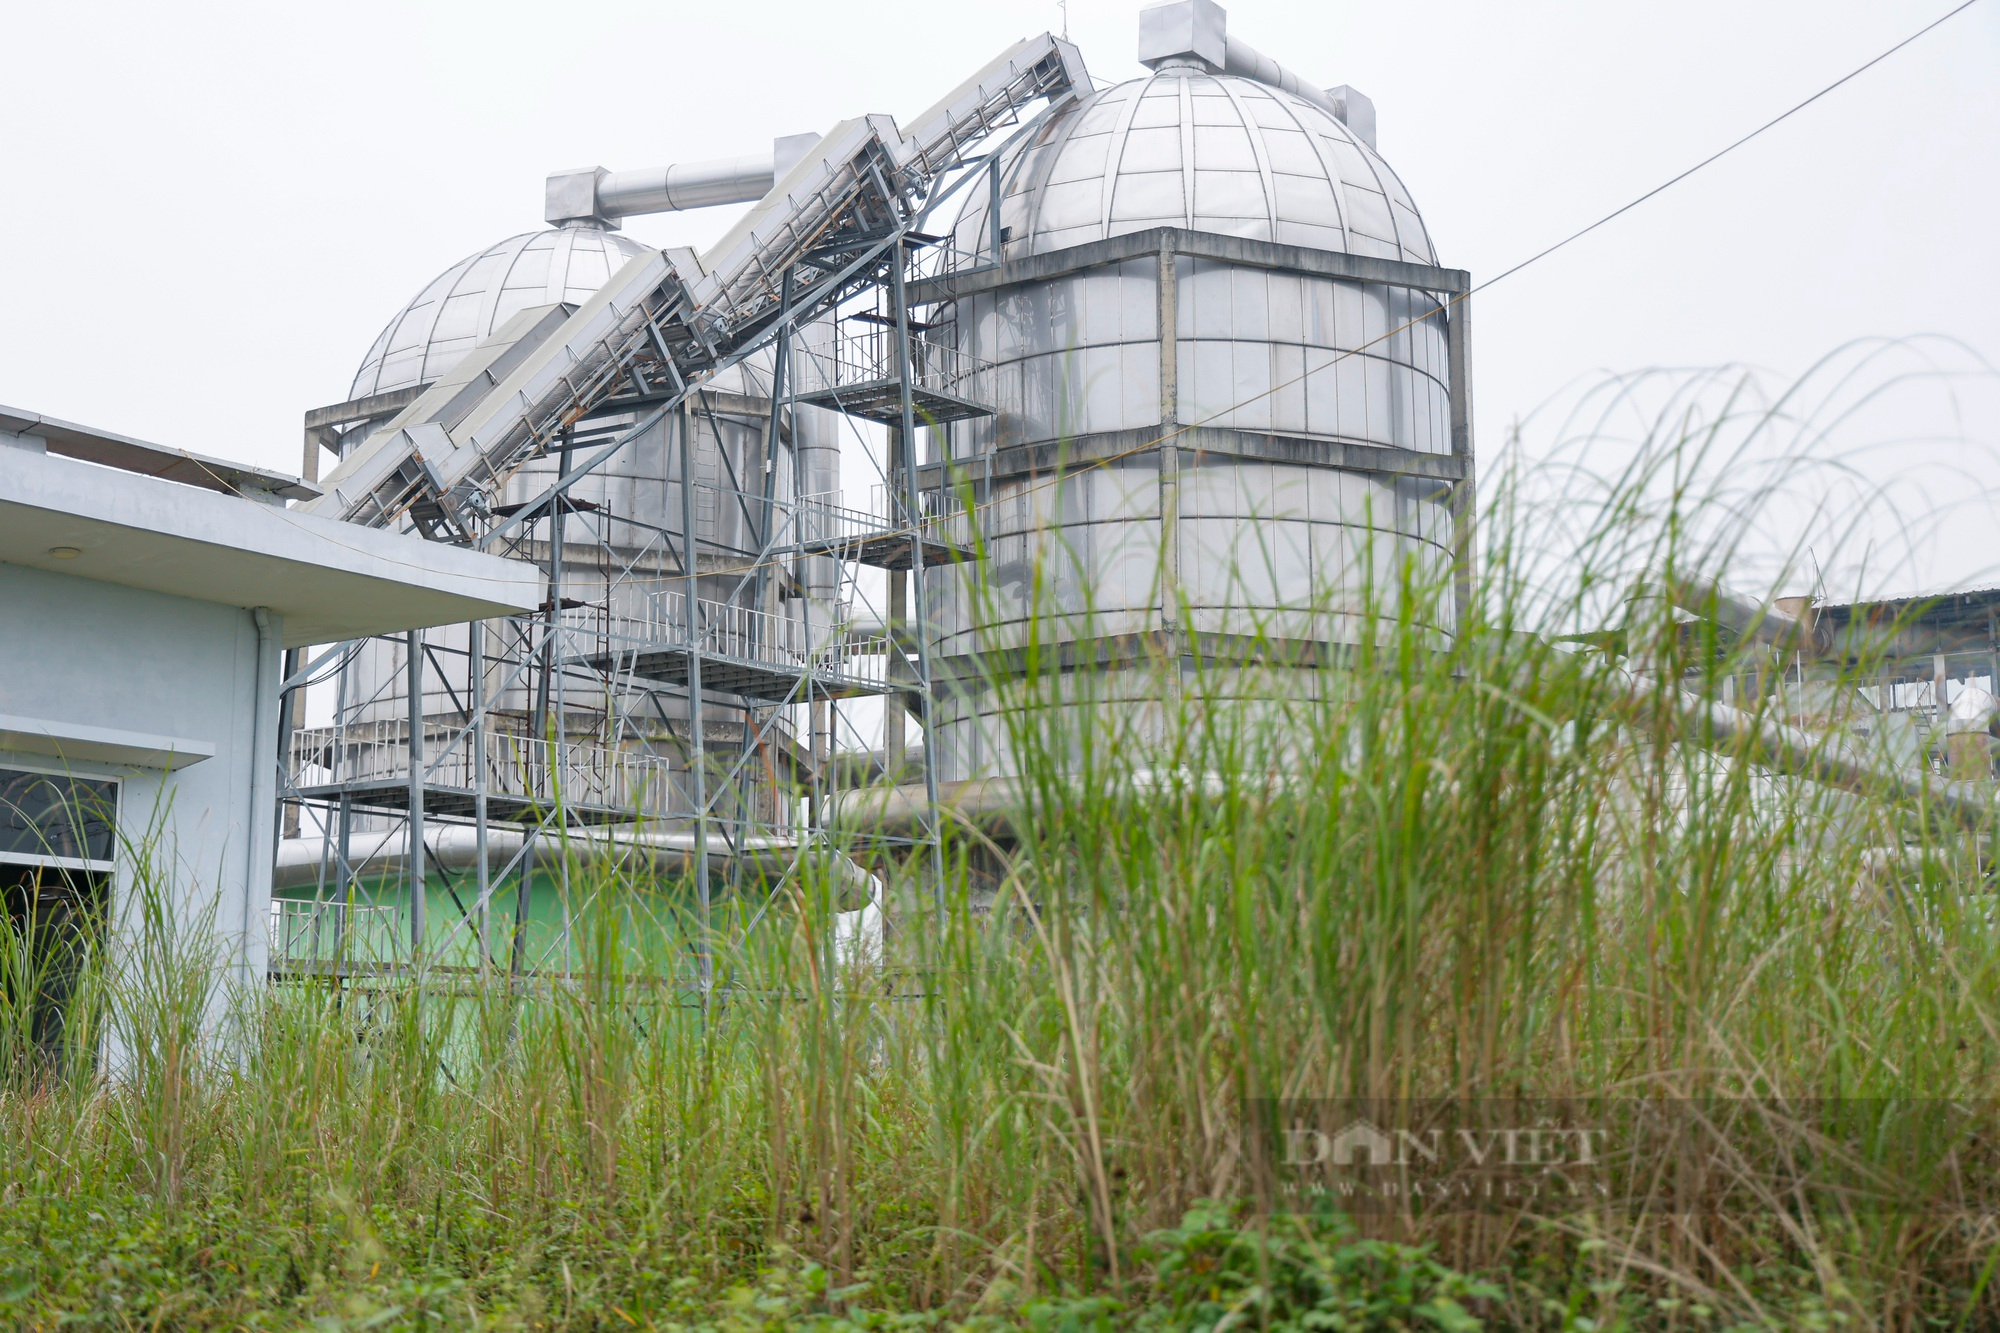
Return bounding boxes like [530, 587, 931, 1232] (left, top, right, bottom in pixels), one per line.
[328, 221, 809, 823]
[930, 67, 1459, 779]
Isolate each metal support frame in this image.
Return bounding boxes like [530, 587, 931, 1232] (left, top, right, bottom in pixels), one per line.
[273, 224, 1474, 988]
[884, 429, 908, 776]
[679, 399, 712, 998]
[266, 77, 1084, 988]
[470, 618, 491, 964]
[1445, 292, 1475, 636]
[1156, 236, 1182, 656]
[405, 629, 426, 957]
[892, 254, 949, 906]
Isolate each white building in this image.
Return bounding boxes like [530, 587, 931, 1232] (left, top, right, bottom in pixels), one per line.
[0, 406, 539, 1015]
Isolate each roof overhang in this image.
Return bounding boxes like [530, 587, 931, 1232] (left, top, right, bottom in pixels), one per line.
[0, 713, 215, 771]
[0, 446, 542, 647]
[0, 403, 320, 503]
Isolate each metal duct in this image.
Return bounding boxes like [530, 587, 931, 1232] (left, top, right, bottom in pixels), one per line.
[792, 330, 844, 606]
[1220, 33, 1342, 120]
[597, 154, 774, 217]
[1138, 0, 1343, 120]
[545, 133, 821, 227]
[1325, 84, 1376, 151]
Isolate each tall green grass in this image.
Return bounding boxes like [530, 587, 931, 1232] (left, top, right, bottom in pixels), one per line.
[2, 365, 1998, 1330]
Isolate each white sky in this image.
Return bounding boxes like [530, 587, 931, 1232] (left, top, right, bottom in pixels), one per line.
[2, 0, 1995, 597]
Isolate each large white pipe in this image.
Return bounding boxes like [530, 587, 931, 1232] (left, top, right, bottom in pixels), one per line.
[274, 825, 877, 911]
[546, 134, 820, 227]
[1661, 573, 1830, 657]
[1219, 34, 1342, 120]
[1662, 677, 1992, 828]
[598, 154, 777, 217]
[247, 607, 279, 988]
[1137, 0, 1347, 123]
[836, 680, 1999, 839]
[831, 777, 1022, 839]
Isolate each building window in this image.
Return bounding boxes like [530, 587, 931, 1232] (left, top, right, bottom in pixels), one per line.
[0, 768, 117, 1062]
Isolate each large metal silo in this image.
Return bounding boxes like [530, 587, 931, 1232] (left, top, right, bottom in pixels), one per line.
[320, 221, 828, 824]
[925, 4, 1470, 780]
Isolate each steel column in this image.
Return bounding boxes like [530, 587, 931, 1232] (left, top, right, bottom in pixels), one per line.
[679, 401, 712, 999]
[891, 250, 948, 905]
[405, 629, 426, 957]
[1445, 292, 1475, 636]
[1157, 237, 1182, 652]
[470, 618, 492, 966]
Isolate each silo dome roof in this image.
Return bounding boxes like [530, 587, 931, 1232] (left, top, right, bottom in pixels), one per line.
[953, 70, 1435, 266]
[349, 224, 650, 399]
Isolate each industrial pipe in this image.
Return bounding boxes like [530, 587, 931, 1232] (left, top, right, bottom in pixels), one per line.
[1662, 573, 1831, 657]
[1659, 675, 1994, 830]
[830, 777, 1023, 839]
[273, 825, 878, 913]
[546, 133, 821, 227]
[247, 607, 279, 988]
[1220, 34, 1342, 120]
[1661, 574, 2000, 670]
[1137, 0, 1352, 126]
[834, 678, 1999, 845]
[599, 154, 777, 217]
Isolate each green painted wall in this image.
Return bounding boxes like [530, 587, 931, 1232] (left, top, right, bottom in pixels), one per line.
[273, 868, 704, 974]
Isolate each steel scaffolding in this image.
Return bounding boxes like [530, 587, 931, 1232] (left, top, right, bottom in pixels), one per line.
[268, 36, 1086, 989]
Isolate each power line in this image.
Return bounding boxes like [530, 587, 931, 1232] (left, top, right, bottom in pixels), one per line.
[236, 0, 1988, 589]
[1474, 0, 1986, 295]
[933, 0, 1989, 526]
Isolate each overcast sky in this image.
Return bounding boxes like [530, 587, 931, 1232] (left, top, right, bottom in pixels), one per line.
[3, 0, 1995, 596]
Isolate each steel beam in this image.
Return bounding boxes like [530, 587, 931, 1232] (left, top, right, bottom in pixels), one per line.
[960, 424, 1469, 487]
[909, 226, 1471, 305]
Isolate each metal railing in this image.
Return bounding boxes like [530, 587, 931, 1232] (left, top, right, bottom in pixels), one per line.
[268, 897, 401, 966]
[907, 231, 989, 281]
[793, 485, 972, 551]
[791, 320, 991, 406]
[576, 590, 894, 693]
[287, 725, 684, 816]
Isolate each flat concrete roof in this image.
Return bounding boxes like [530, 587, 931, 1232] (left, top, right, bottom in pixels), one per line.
[0, 403, 321, 502]
[0, 444, 542, 647]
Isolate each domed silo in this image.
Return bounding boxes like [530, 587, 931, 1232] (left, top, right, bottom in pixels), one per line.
[321, 218, 827, 826]
[924, 0, 1470, 780]
[344, 225, 799, 587]
[348, 226, 653, 400]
